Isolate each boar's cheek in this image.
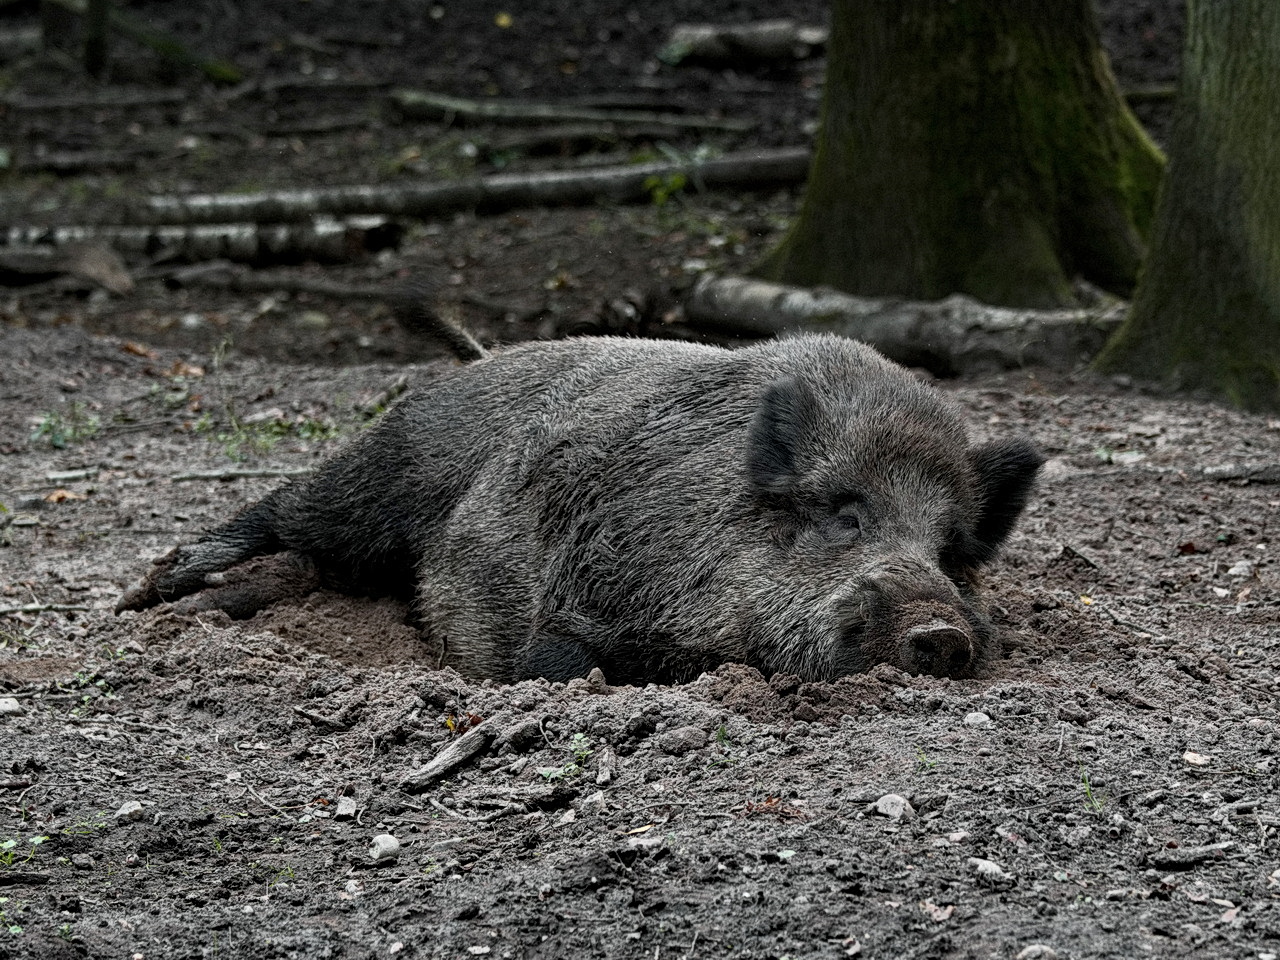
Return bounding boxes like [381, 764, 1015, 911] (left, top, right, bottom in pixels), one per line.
[746, 377, 819, 498]
[968, 437, 1045, 563]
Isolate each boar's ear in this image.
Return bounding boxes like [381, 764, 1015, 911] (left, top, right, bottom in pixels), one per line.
[968, 437, 1045, 563]
[747, 377, 817, 498]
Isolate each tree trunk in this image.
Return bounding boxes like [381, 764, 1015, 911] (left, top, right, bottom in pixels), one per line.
[1096, 0, 1280, 410]
[756, 0, 1164, 308]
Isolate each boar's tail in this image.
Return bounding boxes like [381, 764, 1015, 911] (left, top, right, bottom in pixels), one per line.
[115, 499, 285, 612]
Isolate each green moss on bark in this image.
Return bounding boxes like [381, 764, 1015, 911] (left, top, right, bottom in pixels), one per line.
[1097, 0, 1280, 409]
[756, 0, 1164, 309]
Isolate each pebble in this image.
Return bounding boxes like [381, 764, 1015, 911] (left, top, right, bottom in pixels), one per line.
[963, 711, 992, 727]
[658, 725, 707, 756]
[968, 856, 1012, 883]
[1015, 947, 1058, 960]
[869, 794, 915, 822]
[368, 834, 401, 861]
[334, 797, 358, 820]
[0, 698, 22, 717]
[1183, 750, 1211, 766]
[1227, 560, 1255, 578]
[114, 800, 145, 822]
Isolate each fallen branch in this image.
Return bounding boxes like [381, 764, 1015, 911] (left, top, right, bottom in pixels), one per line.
[138, 146, 811, 225]
[682, 274, 1125, 374]
[0, 88, 187, 111]
[6, 217, 401, 266]
[1202, 463, 1280, 484]
[0, 603, 92, 616]
[170, 467, 316, 482]
[388, 88, 756, 133]
[401, 712, 511, 793]
[659, 20, 828, 66]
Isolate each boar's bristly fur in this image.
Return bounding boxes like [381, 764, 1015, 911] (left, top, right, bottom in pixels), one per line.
[118, 335, 1043, 685]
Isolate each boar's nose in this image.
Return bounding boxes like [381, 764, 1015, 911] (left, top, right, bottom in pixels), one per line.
[896, 600, 975, 677]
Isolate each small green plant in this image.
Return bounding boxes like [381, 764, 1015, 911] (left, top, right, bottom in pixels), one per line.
[0, 896, 24, 935]
[538, 733, 592, 781]
[1079, 763, 1107, 814]
[61, 813, 109, 836]
[269, 864, 296, 887]
[915, 746, 938, 771]
[708, 723, 738, 769]
[30, 403, 100, 449]
[57, 922, 73, 941]
[0, 836, 47, 869]
[643, 171, 687, 207]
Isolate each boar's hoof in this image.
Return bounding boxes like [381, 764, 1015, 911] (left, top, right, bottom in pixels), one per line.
[898, 601, 976, 678]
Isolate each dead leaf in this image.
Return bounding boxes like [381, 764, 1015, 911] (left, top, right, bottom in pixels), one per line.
[921, 901, 954, 922]
[122, 341, 158, 359]
[169, 360, 205, 379]
[44, 489, 87, 503]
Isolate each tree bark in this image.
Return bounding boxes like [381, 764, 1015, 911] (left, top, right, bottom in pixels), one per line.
[756, 0, 1164, 309]
[1096, 0, 1280, 410]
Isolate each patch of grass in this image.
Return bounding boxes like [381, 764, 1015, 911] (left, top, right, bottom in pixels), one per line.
[60, 812, 109, 836]
[1079, 763, 1107, 814]
[30, 402, 100, 449]
[0, 836, 48, 870]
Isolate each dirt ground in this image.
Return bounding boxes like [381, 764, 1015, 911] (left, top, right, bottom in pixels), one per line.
[10, 3, 1280, 960]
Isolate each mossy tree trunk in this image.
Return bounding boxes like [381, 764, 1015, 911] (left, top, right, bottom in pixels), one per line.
[1096, 0, 1280, 409]
[757, 0, 1164, 308]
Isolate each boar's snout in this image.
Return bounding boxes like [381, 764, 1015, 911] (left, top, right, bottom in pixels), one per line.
[898, 602, 976, 678]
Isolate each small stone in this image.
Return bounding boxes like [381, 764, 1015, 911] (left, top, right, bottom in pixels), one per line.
[369, 834, 401, 861]
[948, 830, 970, 843]
[1226, 560, 1255, 578]
[1015, 946, 1058, 960]
[963, 711, 992, 727]
[968, 856, 1012, 883]
[334, 797, 358, 820]
[114, 800, 145, 822]
[71, 853, 94, 870]
[0, 697, 23, 716]
[1183, 750, 1211, 766]
[869, 794, 915, 822]
[658, 725, 707, 756]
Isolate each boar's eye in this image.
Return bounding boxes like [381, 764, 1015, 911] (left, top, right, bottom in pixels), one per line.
[821, 502, 862, 544]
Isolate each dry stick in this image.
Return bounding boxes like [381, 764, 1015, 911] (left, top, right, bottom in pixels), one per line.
[682, 273, 1126, 375]
[170, 467, 316, 482]
[0, 603, 92, 616]
[137, 147, 811, 226]
[0, 88, 187, 111]
[388, 88, 756, 133]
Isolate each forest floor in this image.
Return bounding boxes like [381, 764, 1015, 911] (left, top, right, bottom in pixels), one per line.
[9, 3, 1280, 960]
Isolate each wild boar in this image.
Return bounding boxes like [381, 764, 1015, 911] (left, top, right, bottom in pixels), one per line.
[118, 335, 1042, 684]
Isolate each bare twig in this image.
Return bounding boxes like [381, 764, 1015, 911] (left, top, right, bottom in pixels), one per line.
[389, 88, 756, 132]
